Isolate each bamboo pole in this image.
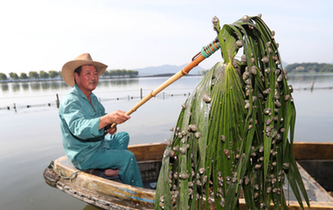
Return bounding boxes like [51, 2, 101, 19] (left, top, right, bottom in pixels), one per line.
[110, 39, 220, 128]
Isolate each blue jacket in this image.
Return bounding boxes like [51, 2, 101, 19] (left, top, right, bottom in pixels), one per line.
[59, 84, 109, 168]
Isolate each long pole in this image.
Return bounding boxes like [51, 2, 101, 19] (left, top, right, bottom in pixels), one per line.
[110, 38, 220, 128]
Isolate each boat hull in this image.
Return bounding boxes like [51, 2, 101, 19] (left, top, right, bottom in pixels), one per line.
[44, 142, 333, 209]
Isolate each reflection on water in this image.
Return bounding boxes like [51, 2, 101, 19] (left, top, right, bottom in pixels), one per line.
[0, 78, 140, 93]
[0, 74, 332, 210]
[22, 82, 29, 90]
[1, 74, 332, 93]
[1, 83, 8, 91]
[288, 73, 333, 87]
[98, 78, 139, 88]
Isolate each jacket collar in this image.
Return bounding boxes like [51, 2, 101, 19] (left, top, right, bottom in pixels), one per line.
[73, 84, 97, 101]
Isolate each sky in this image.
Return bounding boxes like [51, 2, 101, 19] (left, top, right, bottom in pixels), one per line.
[0, 0, 332, 75]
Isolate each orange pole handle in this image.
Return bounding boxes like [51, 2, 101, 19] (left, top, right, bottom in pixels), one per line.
[109, 39, 220, 129]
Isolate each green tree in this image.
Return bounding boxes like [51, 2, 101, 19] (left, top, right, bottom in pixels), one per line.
[128, 70, 139, 77]
[285, 62, 333, 73]
[109, 70, 115, 77]
[0, 73, 7, 80]
[9, 72, 19, 80]
[121, 69, 127, 76]
[115, 69, 122, 76]
[29, 71, 39, 79]
[20, 72, 28, 79]
[102, 70, 110, 77]
[39, 70, 49, 79]
[49, 70, 59, 78]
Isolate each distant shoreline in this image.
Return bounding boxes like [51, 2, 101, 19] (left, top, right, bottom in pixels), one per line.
[0, 73, 204, 84]
[2, 72, 333, 84]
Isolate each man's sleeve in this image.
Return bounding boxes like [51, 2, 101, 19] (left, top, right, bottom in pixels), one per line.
[60, 98, 104, 140]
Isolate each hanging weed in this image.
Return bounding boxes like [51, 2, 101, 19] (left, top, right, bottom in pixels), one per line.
[155, 14, 309, 210]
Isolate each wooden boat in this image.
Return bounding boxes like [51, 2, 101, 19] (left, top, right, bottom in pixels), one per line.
[43, 142, 333, 210]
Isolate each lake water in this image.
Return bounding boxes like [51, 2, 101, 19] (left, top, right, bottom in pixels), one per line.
[0, 73, 332, 210]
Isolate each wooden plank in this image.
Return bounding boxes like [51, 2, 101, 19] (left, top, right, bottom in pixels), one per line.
[50, 143, 333, 210]
[293, 143, 333, 160]
[128, 142, 166, 162]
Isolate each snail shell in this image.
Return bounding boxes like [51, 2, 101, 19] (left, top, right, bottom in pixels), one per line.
[212, 16, 219, 26]
[275, 101, 281, 107]
[173, 145, 179, 151]
[261, 56, 269, 63]
[173, 172, 178, 179]
[241, 54, 247, 63]
[179, 173, 187, 180]
[254, 192, 259, 198]
[199, 167, 205, 174]
[242, 71, 249, 80]
[266, 118, 272, 125]
[264, 88, 272, 95]
[244, 176, 250, 185]
[259, 145, 264, 153]
[285, 95, 290, 101]
[180, 146, 187, 154]
[277, 74, 283, 82]
[264, 108, 271, 115]
[267, 187, 272, 193]
[188, 124, 198, 132]
[242, 15, 250, 22]
[224, 149, 229, 157]
[164, 150, 170, 157]
[188, 181, 193, 188]
[220, 135, 226, 143]
[203, 94, 211, 103]
[254, 184, 259, 190]
[283, 163, 290, 169]
[195, 132, 201, 139]
[250, 66, 257, 75]
[165, 139, 172, 146]
[236, 40, 243, 47]
[170, 150, 175, 158]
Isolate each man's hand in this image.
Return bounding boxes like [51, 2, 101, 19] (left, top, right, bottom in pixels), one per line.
[105, 125, 117, 135]
[107, 110, 130, 124]
[99, 110, 130, 132]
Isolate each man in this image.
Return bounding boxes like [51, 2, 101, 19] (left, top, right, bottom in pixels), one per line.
[59, 53, 143, 187]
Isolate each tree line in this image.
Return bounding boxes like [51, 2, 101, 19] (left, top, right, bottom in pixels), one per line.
[285, 62, 333, 73]
[0, 69, 139, 81]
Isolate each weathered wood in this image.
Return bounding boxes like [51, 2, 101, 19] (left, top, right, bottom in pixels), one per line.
[293, 142, 333, 160]
[128, 142, 166, 162]
[44, 142, 333, 210]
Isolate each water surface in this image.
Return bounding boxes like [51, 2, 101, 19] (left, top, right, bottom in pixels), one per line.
[0, 74, 332, 210]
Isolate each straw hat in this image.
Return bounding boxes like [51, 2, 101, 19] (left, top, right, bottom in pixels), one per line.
[62, 53, 108, 87]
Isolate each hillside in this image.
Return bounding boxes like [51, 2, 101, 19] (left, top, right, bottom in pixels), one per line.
[285, 62, 333, 73]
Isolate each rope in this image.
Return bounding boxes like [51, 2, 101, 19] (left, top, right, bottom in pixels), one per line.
[48, 161, 79, 180]
[201, 41, 221, 58]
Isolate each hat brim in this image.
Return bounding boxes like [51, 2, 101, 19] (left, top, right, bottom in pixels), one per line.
[62, 60, 107, 87]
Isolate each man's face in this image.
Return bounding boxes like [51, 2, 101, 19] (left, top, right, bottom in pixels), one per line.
[74, 65, 99, 93]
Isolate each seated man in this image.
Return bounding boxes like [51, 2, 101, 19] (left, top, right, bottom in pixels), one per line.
[59, 53, 143, 187]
